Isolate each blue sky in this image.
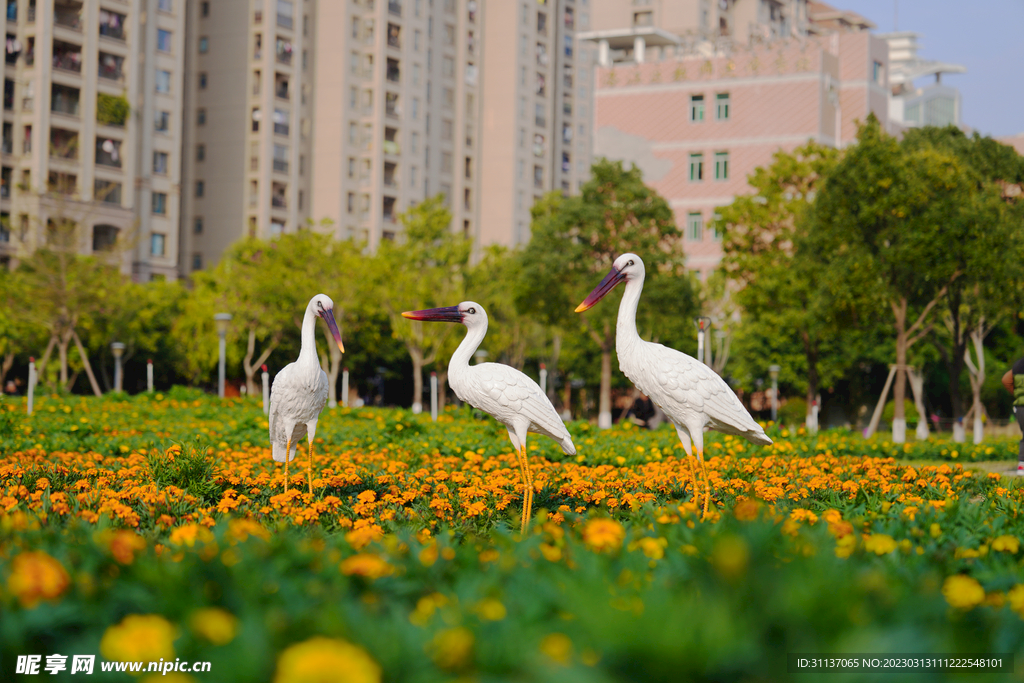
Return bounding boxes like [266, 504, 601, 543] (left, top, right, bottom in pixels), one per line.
[840, 0, 1023, 138]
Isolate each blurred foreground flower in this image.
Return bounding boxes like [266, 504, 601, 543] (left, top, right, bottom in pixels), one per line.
[101, 614, 178, 662]
[942, 575, 985, 610]
[863, 534, 897, 555]
[583, 519, 625, 553]
[7, 550, 71, 608]
[430, 627, 474, 670]
[540, 633, 573, 665]
[340, 553, 393, 579]
[275, 637, 380, 683]
[190, 607, 238, 645]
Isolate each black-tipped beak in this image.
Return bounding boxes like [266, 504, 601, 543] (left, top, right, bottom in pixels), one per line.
[321, 308, 345, 353]
[576, 266, 626, 312]
[402, 305, 464, 324]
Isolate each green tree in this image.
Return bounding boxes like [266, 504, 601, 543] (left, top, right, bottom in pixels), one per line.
[717, 142, 846, 429]
[374, 196, 470, 411]
[901, 126, 1024, 440]
[518, 160, 695, 427]
[809, 116, 976, 442]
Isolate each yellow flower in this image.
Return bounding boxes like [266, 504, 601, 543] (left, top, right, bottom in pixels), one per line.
[340, 554, 393, 580]
[7, 550, 71, 608]
[345, 525, 383, 550]
[835, 533, 856, 558]
[539, 633, 573, 665]
[991, 535, 1019, 554]
[711, 536, 750, 580]
[169, 524, 213, 548]
[228, 518, 271, 543]
[863, 534, 897, 555]
[429, 627, 474, 671]
[474, 598, 507, 621]
[100, 614, 178, 662]
[733, 499, 760, 521]
[100, 530, 147, 565]
[633, 537, 665, 560]
[942, 575, 985, 610]
[190, 607, 238, 646]
[582, 519, 625, 553]
[1007, 585, 1024, 618]
[930, 523, 942, 538]
[274, 637, 380, 683]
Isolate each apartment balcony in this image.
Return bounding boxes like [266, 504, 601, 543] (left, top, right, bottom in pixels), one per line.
[276, 39, 293, 66]
[386, 58, 400, 83]
[54, 1, 83, 31]
[51, 85, 81, 117]
[49, 129, 79, 160]
[273, 159, 288, 173]
[53, 42, 83, 73]
[388, 1, 401, 17]
[98, 9, 126, 41]
[98, 52, 125, 82]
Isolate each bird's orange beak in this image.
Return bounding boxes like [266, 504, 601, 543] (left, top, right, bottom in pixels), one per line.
[576, 266, 626, 312]
[402, 306, 464, 324]
[321, 308, 344, 353]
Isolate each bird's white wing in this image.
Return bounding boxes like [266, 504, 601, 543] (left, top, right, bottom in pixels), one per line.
[625, 341, 762, 436]
[461, 363, 571, 442]
[269, 362, 330, 446]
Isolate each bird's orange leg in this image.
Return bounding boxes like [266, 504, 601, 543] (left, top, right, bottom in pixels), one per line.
[685, 455, 700, 511]
[521, 446, 534, 531]
[284, 437, 291, 493]
[307, 440, 314, 495]
[699, 454, 711, 520]
[513, 445, 529, 534]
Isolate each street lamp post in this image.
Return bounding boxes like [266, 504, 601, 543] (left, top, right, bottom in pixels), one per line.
[214, 313, 232, 398]
[694, 317, 712, 366]
[111, 342, 125, 393]
[768, 364, 781, 423]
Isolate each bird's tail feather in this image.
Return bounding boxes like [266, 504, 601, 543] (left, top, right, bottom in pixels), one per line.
[272, 442, 297, 463]
[747, 430, 773, 446]
[561, 435, 577, 456]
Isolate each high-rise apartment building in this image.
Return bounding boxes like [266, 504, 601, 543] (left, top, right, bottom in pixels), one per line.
[583, 0, 889, 279]
[0, 0, 185, 280]
[881, 31, 965, 130]
[477, 0, 594, 249]
[178, 0, 315, 274]
[310, 0, 482, 252]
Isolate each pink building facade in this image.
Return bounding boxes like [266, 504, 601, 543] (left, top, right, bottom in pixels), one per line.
[592, 31, 890, 279]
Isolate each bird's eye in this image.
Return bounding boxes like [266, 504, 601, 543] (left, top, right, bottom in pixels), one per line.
[317, 301, 324, 310]
[468, 307, 476, 314]
[628, 259, 634, 267]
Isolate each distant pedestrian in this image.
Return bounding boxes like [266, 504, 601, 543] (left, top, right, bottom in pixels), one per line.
[1001, 357, 1024, 476]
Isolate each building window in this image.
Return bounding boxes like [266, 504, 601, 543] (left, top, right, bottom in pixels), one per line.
[687, 213, 703, 241]
[95, 138, 122, 167]
[155, 111, 170, 132]
[873, 60, 883, 84]
[537, 12, 547, 34]
[93, 181, 121, 205]
[199, 36, 209, 53]
[714, 151, 729, 180]
[153, 151, 169, 174]
[150, 233, 166, 256]
[194, 217, 204, 234]
[159, 0, 173, 12]
[716, 93, 730, 120]
[197, 109, 206, 125]
[199, 72, 208, 89]
[152, 192, 167, 214]
[195, 181, 205, 197]
[633, 11, 653, 27]
[201, 1, 209, 17]
[157, 29, 172, 52]
[533, 165, 544, 189]
[252, 107, 261, 132]
[689, 153, 704, 181]
[690, 94, 704, 122]
[346, 192, 355, 213]
[196, 144, 205, 162]
[155, 70, 171, 93]
[99, 10, 126, 40]
[192, 253, 203, 271]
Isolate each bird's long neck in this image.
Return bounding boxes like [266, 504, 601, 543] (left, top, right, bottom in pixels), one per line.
[616, 275, 644, 352]
[297, 306, 320, 367]
[449, 321, 487, 382]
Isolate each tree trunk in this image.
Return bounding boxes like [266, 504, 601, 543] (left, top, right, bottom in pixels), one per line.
[57, 329, 72, 387]
[547, 333, 562, 405]
[37, 335, 57, 377]
[562, 375, 572, 421]
[890, 292, 945, 443]
[71, 329, 103, 397]
[964, 324, 987, 444]
[243, 327, 279, 396]
[802, 335, 819, 433]
[410, 347, 424, 413]
[907, 366, 930, 440]
[598, 323, 613, 429]
[0, 351, 13, 387]
[437, 370, 448, 412]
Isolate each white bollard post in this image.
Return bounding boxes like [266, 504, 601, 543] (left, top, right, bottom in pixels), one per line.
[262, 364, 270, 415]
[697, 329, 705, 365]
[430, 371, 438, 422]
[341, 367, 350, 408]
[27, 357, 36, 415]
[147, 359, 154, 393]
[539, 363, 547, 395]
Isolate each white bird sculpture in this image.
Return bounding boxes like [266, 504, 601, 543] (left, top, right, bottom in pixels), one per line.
[402, 302, 576, 533]
[269, 294, 344, 494]
[576, 253, 772, 519]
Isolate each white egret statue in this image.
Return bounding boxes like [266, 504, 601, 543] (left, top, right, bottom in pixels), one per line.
[402, 302, 575, 533]
[269, 294, 344, 494]
[576, 254, 771, 518]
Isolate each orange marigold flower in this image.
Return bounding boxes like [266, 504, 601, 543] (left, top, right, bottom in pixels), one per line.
[274, 637, 380, 683]
[228, 518, 271, 543]
[834, 533, 856, 559]
[582, 519, 625, 553]
[190, 607, 238, 646]
[7, 550, 71, 608]
[100, 614, 178, 662]
[345, 525, 383, 550]
[863, 534, 897, 555]
[942, 575, 985, 611]
[340, 553, 393, 580]
[168, 523, 213, 548]
[104, 530, 146, 565]
[733, 499, 760, 521]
